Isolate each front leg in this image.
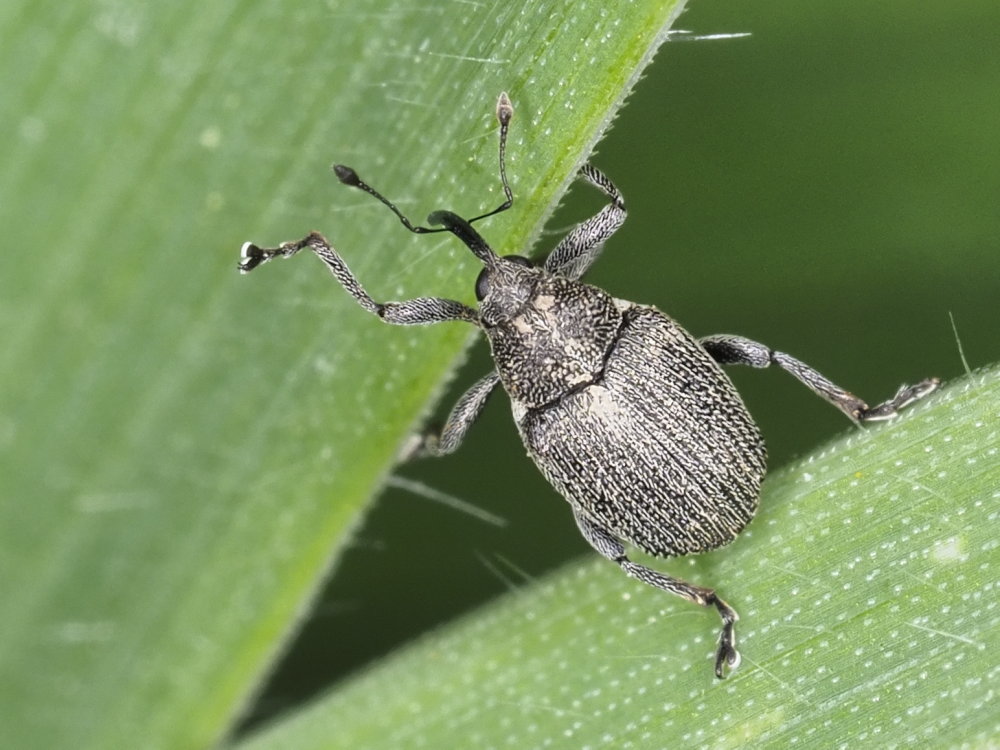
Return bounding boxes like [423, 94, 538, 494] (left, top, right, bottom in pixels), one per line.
[544, 164, 627, 281]
[700, 334, 939, 422]
[240, 233, 479, 326]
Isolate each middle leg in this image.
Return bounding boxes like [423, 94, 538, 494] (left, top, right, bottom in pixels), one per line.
[404, 371, 501, 460]
[699, 334, 939, 421]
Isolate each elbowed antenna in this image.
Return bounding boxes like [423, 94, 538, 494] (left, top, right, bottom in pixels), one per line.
[331, 164, 432, 235]
[332, 92, 516, 266]
[465, 91, 515, 224]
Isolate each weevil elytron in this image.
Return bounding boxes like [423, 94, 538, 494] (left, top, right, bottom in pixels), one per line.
[239, 93, 939, 677]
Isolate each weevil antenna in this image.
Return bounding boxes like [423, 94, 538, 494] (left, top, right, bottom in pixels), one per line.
[332, 93, 515, 266]
[467, 91, 515, 224]
[332, 163, 443, 235]
[333, 92, 514, 238]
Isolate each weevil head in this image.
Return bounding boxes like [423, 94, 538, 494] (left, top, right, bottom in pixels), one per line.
[427, 209, 542, 327]
[474, 254, 543, 326]
[431, 208, 623, 409]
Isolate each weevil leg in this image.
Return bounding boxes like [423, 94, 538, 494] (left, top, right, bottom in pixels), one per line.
[699, 334, 940, 422]
[239, 233, 479, 325]
[404, 371, 501, 460]
[544, 164, 627, 281]
[573, 509, 741, 679]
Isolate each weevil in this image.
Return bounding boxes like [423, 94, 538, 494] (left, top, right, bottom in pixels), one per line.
[239, 92, 939, 677]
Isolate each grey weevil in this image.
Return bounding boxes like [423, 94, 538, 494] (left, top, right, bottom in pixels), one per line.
[238, 92, 939, 678]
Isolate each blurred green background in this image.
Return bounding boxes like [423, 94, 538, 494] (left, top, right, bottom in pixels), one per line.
[249, 0, 999, 730]
[2, 0, 997, 742]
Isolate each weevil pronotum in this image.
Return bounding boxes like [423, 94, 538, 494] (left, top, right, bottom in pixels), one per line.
[239, 93, 939, 677]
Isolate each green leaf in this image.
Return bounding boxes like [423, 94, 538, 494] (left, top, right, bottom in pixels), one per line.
[0, 0, 686, 748]
[236, 366, 1000, 749]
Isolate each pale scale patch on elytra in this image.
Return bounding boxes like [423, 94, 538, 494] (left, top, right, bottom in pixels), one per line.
[577, 383, 620, 423]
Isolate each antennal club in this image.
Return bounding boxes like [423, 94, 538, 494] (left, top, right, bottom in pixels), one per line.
[332, 164, 438, 235]
[332, 91, 516, 232]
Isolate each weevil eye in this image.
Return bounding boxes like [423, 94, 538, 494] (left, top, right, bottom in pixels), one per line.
[475, 255, 533, 301]
[476, 268, 490, 302]
[474, 267, 491, 301]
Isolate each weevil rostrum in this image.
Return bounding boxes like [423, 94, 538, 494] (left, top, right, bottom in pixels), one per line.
[238, 93, 939, 677]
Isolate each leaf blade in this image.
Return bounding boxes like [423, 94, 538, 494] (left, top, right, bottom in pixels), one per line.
[236, 367, 1000, 749]
[0, 0, 687, 748]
